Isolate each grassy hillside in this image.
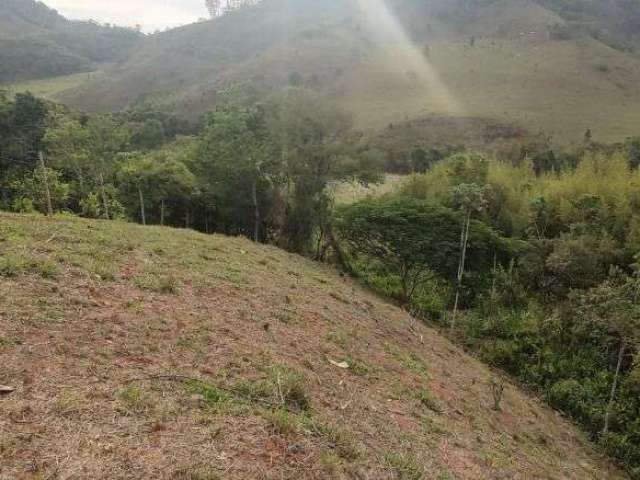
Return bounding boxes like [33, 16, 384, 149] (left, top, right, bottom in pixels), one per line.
[0, 213, 629, 479]
[55, 0, 640, 144]
[3, 71, 105, 100]
[0, 0, 141, 83]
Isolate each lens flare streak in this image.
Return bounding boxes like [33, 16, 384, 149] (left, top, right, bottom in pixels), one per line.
[355, 0, 463, 115]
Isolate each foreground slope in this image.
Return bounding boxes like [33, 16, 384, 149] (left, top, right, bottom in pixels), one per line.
[55, 0, 640, 143]
[0, 213, 628, 479]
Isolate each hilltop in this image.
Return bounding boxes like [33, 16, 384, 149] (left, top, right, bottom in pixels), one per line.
[37, 0, 640, 144]
[0, 0, 141, 83]
[0, 213, 628, 479]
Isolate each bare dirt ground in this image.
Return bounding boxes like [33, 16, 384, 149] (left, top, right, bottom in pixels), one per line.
[0, 213, 628, 479]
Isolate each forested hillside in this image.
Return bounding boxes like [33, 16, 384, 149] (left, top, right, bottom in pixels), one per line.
[49, 0, 640, 143]
[0, 0, 141, 83]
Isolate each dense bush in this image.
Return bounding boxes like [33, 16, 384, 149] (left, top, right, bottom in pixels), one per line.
[335, 196, 513, 304]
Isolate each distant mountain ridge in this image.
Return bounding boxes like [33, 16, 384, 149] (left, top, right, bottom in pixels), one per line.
[4, 0, 640, 144]
[51, 0, 640, 143]
[0, 0, 142, 83]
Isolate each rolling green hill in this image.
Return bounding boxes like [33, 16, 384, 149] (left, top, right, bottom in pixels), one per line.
[0, 212, 629, 479]
[45, 0, 640, 144]
[0, 0, 141, 83]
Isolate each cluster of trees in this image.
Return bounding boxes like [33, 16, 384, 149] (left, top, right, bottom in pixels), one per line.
[337, 150, 640, 477]
[0, 92, 189, 220]
[0, 89, 382, 256]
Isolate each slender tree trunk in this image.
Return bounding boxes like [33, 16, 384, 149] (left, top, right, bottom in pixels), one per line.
[603, 341, 626, 436]
[251, 178, 260, 242]
[400, 266, 409, 305]
[451, 211, 471, 333]
[489, 252, 498, 317]
[138, 186, 146, 225]
[460, 212, 471, 277]
[74, 164, 85, 195]
[326, 224, 352, 274]
[98, 172, 110, 220]
[160, 199, 165, 226]
[315, 228, 325, 261]
[38, 152, 53, 216]
[491, 252, 498, 300]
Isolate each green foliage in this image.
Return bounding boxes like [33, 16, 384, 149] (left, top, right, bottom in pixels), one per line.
[548, 379, 588, 417]
[0, 93, 49, 204]
[627, 137, 640, 170]
[194, 95, 277, 241]
[384, 452, 423, 480]
[335, 197, 511, 303]
[187, 381, 230, 409]
[10, 167, 70, 214]
[119, 385, 151, 415]
[189, 87, 382, 251]
[519, 233, 624, 299]
[233, 366, 310, 412]
[574, 272, 640, 348]
[118, 146, 195, 225]
[415, 388, 443, 413]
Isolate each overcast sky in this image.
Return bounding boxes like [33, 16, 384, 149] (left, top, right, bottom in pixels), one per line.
[45, 0, 212, 32]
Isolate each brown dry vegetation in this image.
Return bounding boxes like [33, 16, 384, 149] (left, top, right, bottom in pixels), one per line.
[0, 213, 629, 479]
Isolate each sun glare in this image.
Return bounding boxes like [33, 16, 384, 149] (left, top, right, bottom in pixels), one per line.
[355, 0, 463, 114]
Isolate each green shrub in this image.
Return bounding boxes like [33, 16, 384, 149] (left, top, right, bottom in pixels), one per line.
[384, 452, 423, 480]
[548, 379, 587, 419]
[187, 380, 230, 409]
[479, 339, 522, 374]
[233, 366, 310, 412]
[0, 255, 58, 279]
[0, 254, 24, 277]
[415, 388, 443, 413]
[265, 409, 299, 436]
[600, 432, 640, 474]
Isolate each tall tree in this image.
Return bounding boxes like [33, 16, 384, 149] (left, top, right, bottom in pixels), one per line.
[119, 147, 196, 227]
[267, 88, 382, 253]
[335, 197, 509, 304]
[0, 92, 49, 207]
[450, 182, 490, 331]
[195, 102, 276, 241]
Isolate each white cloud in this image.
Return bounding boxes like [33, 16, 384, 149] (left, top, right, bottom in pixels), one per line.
[45, 0, 210, 32]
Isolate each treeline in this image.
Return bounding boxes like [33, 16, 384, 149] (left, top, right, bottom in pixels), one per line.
[0, 89, 382, 256]
[338, 150, 640, 477]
